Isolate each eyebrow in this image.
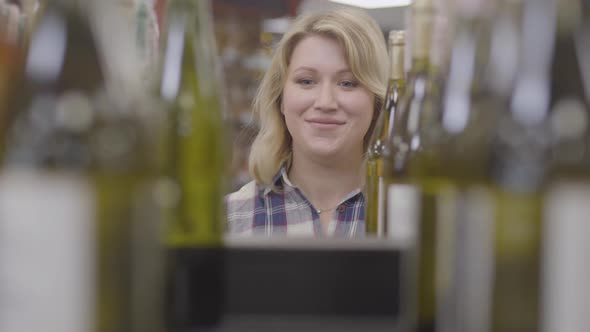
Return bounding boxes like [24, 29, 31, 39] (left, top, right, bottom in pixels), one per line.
[292, 66, 352, 74]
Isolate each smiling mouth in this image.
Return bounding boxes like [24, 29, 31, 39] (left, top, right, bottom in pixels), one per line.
[306, 119, 346, 126]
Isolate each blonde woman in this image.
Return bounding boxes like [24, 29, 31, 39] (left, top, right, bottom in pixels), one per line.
[227, 8, 388, 237]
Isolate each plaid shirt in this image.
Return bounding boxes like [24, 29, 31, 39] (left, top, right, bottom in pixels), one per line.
[226, 168, 365, 237]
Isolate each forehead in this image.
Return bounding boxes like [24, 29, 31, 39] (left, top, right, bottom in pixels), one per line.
[288, 35, 350, 72]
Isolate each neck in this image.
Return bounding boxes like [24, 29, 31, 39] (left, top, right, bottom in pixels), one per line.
[288, 149, 363, 212]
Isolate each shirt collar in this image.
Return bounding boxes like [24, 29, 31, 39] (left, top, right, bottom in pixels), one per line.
[261, 166, 292, 196]
[261, 166, 364, 205]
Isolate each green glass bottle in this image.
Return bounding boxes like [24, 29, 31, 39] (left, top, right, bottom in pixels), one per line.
[159, 0, 227, 329]
[366, 29, 406, 236]
[0, 1, 164, 332]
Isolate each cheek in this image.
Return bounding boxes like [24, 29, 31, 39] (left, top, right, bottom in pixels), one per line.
[282, 88, 304, 134]
[345, 92, 375, 127]
[282, 90, 314, 118]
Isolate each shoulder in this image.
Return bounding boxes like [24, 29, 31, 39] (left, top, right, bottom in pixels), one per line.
[225, 180, 260, 234]
[226, 180, 258, 210]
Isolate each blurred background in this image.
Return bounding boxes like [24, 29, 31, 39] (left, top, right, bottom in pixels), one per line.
[1, 0, 413, 190]
[1, 1, 590, 331]
[2, 0, 589, 189]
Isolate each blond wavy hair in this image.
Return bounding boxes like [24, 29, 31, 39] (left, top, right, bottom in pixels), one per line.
[248, 8, 389, 186]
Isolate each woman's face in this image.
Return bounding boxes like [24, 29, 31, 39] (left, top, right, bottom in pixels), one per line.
[282, 35, 374, 163]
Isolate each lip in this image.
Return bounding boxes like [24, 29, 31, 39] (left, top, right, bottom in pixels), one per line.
[306, 118, 346, 127]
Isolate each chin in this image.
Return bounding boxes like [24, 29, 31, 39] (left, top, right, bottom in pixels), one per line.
[307, 143, 347, 159]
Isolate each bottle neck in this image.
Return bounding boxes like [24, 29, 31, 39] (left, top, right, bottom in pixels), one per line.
[430, 12, 450, 75]
[484, 0, 522, 98]
[390, 43, 405, 81]
[552, 0, 587, 102]
[556, 0, 584, 35]
[511, 0, 553, 126]
[166, 0, 215, 35]
[410, 7, 435, 74]
[161, 0, 221, 100]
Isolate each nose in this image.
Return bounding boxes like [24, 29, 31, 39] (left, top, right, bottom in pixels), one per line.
[314, 82, 337, 112]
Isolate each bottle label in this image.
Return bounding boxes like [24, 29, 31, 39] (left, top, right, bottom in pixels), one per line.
[0, 170, 94, 332]
[387, 183, 420, 247]
[543, 181, 590, 332]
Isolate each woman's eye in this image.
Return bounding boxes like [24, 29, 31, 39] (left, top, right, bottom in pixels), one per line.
[339, 80, 358, 88]
[297, 78, 314, 86]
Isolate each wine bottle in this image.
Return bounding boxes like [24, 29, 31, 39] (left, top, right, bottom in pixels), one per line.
[386, 0, 438, 246]
[159, 0, 227, 329]
[487, 0, 554, 330]
[366, 30, 406, 236]
[543, 1, 590, 331]
[434, 1, 521, 331]
[393, 1, 500, 331]
[383, 1, 442, 331]
[0, 1, 164, 332]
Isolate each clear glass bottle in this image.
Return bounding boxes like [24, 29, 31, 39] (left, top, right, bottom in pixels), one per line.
[434, 1, 518, 331]
[366, 29, 406, 236]
[543, 1, 590, 331]
[383, 1, 442, 331]
[488, 0, 554, 330]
